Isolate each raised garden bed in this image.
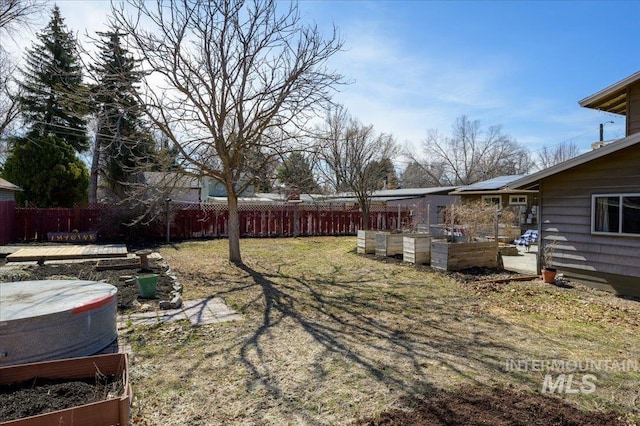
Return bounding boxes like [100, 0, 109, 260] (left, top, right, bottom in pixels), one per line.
[356, 230, 376, 254]
[403, 234, 433, 265]
[0, 353, 131, 425]
[375, 232, 403, 257]
[431, 240, 498, 271]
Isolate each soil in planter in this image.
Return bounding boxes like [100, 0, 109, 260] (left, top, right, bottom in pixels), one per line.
[0, 375, 123, 422]
[0, 258, 174, 313]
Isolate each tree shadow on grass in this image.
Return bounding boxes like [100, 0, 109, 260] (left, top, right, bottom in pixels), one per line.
[232, 262, 561, 423]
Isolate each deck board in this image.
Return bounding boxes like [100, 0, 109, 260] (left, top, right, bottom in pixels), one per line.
[6, 244, 128, 262]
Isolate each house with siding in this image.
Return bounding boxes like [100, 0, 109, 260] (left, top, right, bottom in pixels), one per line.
[325, 187, 460, 231]
[0, 178, 21, 202]
[449, 175, 539, 231]
[0, 178, 21, 244]
[510, 71, 640, 297]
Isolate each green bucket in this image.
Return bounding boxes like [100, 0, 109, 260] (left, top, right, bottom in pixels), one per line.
[136, 274, 159, 298]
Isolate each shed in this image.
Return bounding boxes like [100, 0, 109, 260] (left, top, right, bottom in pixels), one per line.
[325, 187, 460, 231]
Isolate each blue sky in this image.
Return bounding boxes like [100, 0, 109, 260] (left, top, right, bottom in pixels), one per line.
[13, 1, 640, 164]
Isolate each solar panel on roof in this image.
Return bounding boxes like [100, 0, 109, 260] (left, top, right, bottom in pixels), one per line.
[457, 175, 523, 191]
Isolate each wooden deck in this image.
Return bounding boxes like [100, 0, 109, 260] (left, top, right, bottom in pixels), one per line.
[6, 244, 128, 262]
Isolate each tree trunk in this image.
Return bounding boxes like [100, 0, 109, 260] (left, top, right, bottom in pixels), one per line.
[361, 204, 370, 230]
[88, 129, 101, 203]
[227, 192, 242, 264]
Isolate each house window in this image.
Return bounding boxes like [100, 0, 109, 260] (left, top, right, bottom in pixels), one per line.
[509, 195, 527, 205]
[592, 194, 640, 235]
[482, 195, 502, 209]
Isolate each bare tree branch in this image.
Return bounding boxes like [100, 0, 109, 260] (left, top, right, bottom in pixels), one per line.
[0, 0, 44, 33]
[536, 141, 580, 169]
[317, 105, 399, 229]
[110, 0, 344, 262]
[420, 115, 533, 185]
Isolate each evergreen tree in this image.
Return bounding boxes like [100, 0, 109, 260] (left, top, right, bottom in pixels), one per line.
[366, 157, 398, 190]
[400, 161, 441, 188]
[19, 5, 88, 152]
[90, 29, 156, 200]
[276, 152, 319, 193]
[2, 135, 89, 207]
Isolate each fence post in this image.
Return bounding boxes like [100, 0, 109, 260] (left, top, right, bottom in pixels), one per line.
[166, 198, 172, 243]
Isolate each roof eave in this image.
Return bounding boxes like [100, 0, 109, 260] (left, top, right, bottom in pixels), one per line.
[510, 133, 640, 189]
[449, 189, 538, 195]
[578, 70, 640, 114]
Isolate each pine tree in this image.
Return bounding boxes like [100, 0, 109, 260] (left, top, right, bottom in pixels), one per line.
[90, 29, 156, 200]
[19, 5, 88, 152]
[276, 152, 319, 193]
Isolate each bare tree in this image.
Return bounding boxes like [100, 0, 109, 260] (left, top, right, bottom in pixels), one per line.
[317, 105, 399, 229]
[416, 115, 533, 185]
[111, 0, 343, 263]
[0, 0, 45, 159]
[0, 54, 20, 142]
[399, 160, 444, 188]
[0, 0, 43, 31]
[536, 141, 580, 170]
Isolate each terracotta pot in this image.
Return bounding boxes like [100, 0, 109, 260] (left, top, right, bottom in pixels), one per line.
[542, 268, 557, 284]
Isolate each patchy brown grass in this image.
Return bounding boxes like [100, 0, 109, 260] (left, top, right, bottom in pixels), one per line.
[119, 237, 640, 425]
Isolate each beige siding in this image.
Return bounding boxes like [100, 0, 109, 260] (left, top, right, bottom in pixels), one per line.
[541, 145, 640, 283]
[628, 83, 640, 136]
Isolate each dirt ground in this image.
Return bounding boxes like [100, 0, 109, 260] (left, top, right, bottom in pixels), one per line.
[0, 256, 175, 313]
[357, 385, 625, 425]
[1, 241, 636, 425]
[0, 375, 123, 422]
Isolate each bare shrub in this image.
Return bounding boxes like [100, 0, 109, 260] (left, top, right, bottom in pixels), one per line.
[443, 200, 517, 241]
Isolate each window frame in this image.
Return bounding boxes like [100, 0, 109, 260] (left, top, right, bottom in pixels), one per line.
[482, 195, 502, 209]
[509, 195, 527, 206]
[591, 193, 640, 237]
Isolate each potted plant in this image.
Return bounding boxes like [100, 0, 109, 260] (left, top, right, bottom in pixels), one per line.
[541, 240, 558, 283]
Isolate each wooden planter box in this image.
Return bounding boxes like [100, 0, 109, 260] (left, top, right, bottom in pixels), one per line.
[357, 230, 376, 254]
[403, 235, 433, 265]
[375, 232, 404, 257]
[431, 241, 498, 271]
[0, 353, 131, 426]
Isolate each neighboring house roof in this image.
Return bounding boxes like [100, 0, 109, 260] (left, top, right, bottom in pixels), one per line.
[253, 193, 324, 203]
[369, 187, 459, 197]
[0, 178, 22, 192]
[449, 175, 525, 194]
[578, 70, 640, 115]
[510, 132, 640, 190]
[143, 172, 200, 189]
[329, 187, 459, 201]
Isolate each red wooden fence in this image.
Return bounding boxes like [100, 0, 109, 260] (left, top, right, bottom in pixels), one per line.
[0, 200, 16, 244]
[12, 202, 410, 242]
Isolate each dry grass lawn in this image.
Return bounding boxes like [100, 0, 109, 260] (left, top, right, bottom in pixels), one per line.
[121, 237, 640, 425]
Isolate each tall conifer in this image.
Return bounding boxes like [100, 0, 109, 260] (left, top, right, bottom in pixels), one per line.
[19, 5, 88, 152]
[90, 29, 156, 200]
